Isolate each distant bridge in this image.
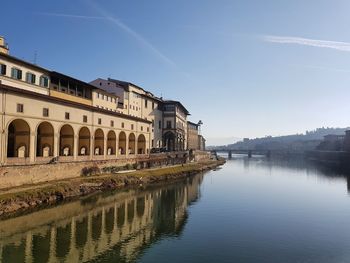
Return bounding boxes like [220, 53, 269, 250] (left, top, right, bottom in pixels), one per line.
[211, 149, 271, 159]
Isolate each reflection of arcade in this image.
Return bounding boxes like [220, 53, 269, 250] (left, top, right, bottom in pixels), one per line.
[0, 174, 203, 262]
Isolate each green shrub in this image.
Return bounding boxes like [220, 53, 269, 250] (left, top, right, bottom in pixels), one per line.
[81, 165, 101, 177]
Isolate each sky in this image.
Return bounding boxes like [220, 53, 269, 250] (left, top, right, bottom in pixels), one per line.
[2, 0, 350, 145]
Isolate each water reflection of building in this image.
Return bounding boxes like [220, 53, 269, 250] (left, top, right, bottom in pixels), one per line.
[0, 174, 203, 262]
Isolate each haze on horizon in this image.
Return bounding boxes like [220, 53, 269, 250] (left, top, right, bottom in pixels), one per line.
[2, 0, 350, 146]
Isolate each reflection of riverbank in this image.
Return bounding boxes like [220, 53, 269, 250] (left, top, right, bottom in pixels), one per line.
[227, 156, 350, 196]
[0, 174, 204, 263]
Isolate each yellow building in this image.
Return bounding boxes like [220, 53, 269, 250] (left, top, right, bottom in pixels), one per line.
[0, 36, 205, 166]
[0, 43, 151, 166]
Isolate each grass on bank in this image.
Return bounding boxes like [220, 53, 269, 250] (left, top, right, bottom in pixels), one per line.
[0, 160, 222, 203]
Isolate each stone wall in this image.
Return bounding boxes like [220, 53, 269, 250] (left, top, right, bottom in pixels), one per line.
[0, 151, 197, 189]
[0, 158, 139, 189]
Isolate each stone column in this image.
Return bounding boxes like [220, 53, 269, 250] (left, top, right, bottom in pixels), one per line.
[0, 129, 6, 165]
[125, 137, 129, 158]
[29, 132, 36, 164]
[53, 133, 59, 157]
[103, 136, 107, 159]
[90, 135, 94, 160]
[73, 134, 78, 160]
[115, 136, 119, 158]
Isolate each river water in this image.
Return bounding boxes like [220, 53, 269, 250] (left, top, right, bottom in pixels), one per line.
[1, 155, 350, 262]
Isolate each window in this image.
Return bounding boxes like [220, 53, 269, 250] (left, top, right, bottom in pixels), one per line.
[40, 76, 49, 87]
[121, 122, 124, 128]
[0, 64, 6, 75]
[152, 120, 154, 127]
[152, 102, 155, 109]
[26, 72, 36, 84]
[131, 124, 134, 130]
[97, 92, 99, 98]
[83, 115, 87, 123]
[43, 108, 49, 117]
[145, 99, 148, 108]
[11, 68, 22, 80]
[166, 121, 172, 129]
[141, 126, 143, 131]
[152, 139, 154, 147]
[147, 127, 150, 132]
[17, 103, 24, 113]
[65, 112, 70, 120]
[98, 118, 102, 125]
[159, 121, 162, 129]
[111, 120, 114, 127]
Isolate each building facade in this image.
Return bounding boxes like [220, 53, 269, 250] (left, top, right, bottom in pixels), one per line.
[0, 36, 205, 166]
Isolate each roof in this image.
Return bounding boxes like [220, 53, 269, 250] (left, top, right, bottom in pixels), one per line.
[163, 100, 190, 115]
[51, 71, 99, 90]
[107, 78, 163, 102]
[187, 121, 199, 127]
[0, 52, 50, 73]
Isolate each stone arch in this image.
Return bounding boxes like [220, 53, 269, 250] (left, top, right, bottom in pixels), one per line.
[119, 131, 126, 155]
[128, 133, 136, 155]
[78, 127, 91, 156]
[107, 130, 116, 155]
[7, 119, 30, 158]
[94, 129, 104, 155]
[137, 134, 146, 154]
[163, 131, 175, 152]
[59, 124, 74, 156]
[36, 122, 54, 157]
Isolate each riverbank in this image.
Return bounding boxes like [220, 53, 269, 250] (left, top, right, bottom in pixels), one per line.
[0, 159, 225, 217]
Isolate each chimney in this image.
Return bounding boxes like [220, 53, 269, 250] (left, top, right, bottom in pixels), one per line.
[0, 36, 9, 55]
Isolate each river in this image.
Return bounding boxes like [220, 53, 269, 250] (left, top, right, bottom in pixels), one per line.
[1, 155, 350, 262]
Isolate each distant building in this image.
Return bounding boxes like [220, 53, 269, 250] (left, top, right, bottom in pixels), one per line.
[198, 135, 206, 151]
[187, 121, 199, 150]
[344, 130, 350, 152]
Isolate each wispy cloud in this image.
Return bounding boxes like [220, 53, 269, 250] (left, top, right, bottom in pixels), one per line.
[300, 65, 350, 73]
[36, 12, 106, 20]
[36, 8, 177, 68]
[263, 35, 350, 52]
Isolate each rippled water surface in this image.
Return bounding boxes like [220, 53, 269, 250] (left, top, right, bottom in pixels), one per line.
[2, 156, 350, 262]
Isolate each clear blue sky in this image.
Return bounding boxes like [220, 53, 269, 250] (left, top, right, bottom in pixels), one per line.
[2, 0, 350, 145]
